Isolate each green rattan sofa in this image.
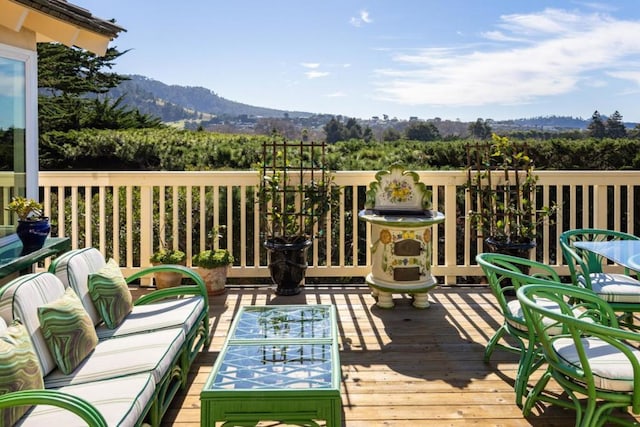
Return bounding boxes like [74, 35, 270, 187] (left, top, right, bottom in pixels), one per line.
[0, 247, 210, 426]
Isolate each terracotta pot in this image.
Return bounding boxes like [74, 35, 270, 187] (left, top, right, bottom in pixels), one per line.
[151, 262, 185, 289]
[196, 266, 229, 296]
[153, 270, 183, 289]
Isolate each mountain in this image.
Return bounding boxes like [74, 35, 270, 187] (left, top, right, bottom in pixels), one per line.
[108, 74, 314, 123]
[108, 75, 637, 132]
[495, 115, 589, 130]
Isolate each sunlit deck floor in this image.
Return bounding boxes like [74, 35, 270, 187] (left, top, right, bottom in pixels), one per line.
[147, 285, 640, 427]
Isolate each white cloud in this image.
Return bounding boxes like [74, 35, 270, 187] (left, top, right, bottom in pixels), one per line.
[305, 71, 330, 79]
[374, 8, 640, 107]
[361, 10, 372, 24]
[326, 91, 346, 98]
[350, 10, 373, 27]
[0, 73, 24, 94]
[301, 62, 320, 69]
[481, 30, 526, 43]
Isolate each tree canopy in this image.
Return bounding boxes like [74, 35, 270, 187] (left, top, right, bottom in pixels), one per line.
[404, 121, 440, 141]
[605, 110, 626, 138]
[468, 118, 493, 140]
[37, 43, 161, 133]
[322, 116, 373, 143]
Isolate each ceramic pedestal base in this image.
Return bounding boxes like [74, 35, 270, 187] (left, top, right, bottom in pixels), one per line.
[366, 273, 436, 309]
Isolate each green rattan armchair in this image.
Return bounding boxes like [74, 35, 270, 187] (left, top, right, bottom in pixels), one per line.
[476, 252, 564, 407]
[560, 228, 640, 327]
[517, 283, 640, 427]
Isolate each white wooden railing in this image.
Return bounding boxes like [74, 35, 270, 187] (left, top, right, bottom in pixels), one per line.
[39, 170, 640, 286]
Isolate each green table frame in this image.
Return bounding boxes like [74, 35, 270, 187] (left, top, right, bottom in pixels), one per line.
[200, 305, 341, 427]
[0, 237, 71, 279]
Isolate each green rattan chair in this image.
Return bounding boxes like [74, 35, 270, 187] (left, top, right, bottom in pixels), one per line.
[560, 228, 640, 327]
[517, 283, 640, 427]
[476, 252, 565, 407]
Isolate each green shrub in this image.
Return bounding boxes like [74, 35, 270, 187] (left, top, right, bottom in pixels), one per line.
[192, 249, 233, 269]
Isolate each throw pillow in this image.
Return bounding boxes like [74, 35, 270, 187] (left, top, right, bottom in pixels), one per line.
[0, 319, 44, 426]
[37, 288, 98, 375]
[88, 258, 133, 329]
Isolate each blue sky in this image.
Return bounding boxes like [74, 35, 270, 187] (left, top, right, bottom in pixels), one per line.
[75, 1, 640, 122]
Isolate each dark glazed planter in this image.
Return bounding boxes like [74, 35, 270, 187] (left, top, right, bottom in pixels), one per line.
[485, 237, 536, 295]
[485, 237, 536, 259]
[17, 218, 51, 254]
[264, 237, 312, 296]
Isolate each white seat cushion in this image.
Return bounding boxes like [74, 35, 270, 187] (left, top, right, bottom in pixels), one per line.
[44, 327, 185, 388]
[553, 336, 640, 391]
[507, 297, 574, 335]
[16, 373, 155, 427]
[52, 248, 207, 340]
[585, 273, 640, 303]
[0, 273, 67, 375]
[95, 296, 205, 340]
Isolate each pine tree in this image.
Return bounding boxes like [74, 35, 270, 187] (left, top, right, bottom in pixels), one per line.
[468, 118, 492, 139]
[323, 117, 345, 143]
[605, 110, 626, 138]
[587, 111, 605, 139]
[37, 43, 161, 133]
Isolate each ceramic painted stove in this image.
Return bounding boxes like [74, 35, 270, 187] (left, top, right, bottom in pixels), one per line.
[358, 166, 445, 308]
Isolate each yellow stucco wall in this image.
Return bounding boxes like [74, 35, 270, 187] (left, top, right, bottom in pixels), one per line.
[0, 25, 35, 51]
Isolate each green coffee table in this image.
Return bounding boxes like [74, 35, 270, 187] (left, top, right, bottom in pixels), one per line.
[200, 305, 341, 427]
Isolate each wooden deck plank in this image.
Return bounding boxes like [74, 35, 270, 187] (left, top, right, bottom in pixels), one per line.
[151, 285, 639, 426]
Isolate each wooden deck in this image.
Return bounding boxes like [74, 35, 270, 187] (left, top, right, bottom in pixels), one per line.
[155, 285, 639, 427]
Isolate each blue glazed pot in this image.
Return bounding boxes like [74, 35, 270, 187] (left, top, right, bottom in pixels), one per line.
[17, 218, 51, 253]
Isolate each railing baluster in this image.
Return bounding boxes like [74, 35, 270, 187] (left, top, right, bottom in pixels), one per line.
[37, 170, 639, 283]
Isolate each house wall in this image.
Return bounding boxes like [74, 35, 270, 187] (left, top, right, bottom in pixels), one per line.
[0, 26, 38, 243]
[0, 24, 36, 50]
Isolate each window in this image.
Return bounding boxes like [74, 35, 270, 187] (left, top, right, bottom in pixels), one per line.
[0, 44, 37, 241]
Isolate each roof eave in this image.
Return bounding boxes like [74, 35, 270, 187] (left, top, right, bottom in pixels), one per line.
[2, 0, 125, 55]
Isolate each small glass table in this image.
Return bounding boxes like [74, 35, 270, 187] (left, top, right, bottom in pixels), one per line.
[200, 305, 341, 427]
[0, 237, 71, 279]
[574, 240, 640, 272]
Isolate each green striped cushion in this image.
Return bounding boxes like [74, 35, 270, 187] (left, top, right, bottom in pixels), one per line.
[37, 288, 98, 375]
[88, 258, 133, 329]
[0, 319, 44, 426]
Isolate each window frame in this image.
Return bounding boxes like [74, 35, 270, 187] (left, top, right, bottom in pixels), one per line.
[0, 43, 38, 245]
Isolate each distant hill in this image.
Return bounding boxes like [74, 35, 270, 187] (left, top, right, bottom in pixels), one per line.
[494, 115, 637, 131]
[495, 115, 589, 130]
[108, 74, 314, 123]
[107, 75, 637, 132]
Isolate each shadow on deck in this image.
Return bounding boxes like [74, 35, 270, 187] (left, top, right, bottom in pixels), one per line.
[139, 285, 639, 427]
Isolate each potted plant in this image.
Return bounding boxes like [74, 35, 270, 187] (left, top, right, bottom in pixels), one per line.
[149, 245, 186, 289]
[192, 226, 234, 295]
[465, 133, 556, 258]
[5, 196, 50, 253]
[257, 138, 339, 295]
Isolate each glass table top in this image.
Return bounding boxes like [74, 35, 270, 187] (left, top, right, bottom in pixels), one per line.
[574, 240, 640, 271]
[205, 305, 338, 392]
[0, 237, 70, 278]
[231, 305, 333, 340]
[209, 343, 333, 390]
